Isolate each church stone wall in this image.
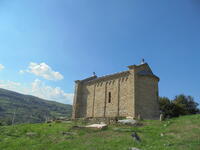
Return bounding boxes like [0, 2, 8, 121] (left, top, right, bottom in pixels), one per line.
[135, 75, 159, 119]
[104, 79, 119, 117]
[81, 72, 134, 118]
[93, 82, 106, 117]
[72, 82, 86, 118]
[119, 75, 134, 117]
[83, 85, 95, 117]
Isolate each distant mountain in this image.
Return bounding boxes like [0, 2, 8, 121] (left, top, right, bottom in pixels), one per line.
[0, 88, 72, 125]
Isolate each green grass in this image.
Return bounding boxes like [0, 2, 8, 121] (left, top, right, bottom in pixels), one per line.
[0, 115, 200, 150]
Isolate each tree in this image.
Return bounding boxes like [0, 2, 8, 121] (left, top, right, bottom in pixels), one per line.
[159, 94, 199, 118]
[173, 94, 199, 115]
[159, 97, 179, 118]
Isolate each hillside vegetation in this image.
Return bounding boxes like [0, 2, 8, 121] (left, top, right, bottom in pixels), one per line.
[0, 88, 72, 125]
[0, 114, 199, 150]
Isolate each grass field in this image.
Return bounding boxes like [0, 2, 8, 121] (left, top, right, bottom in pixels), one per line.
[0, 114, 200, 150]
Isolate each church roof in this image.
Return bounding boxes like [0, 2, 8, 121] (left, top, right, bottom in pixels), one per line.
[88, 71, 129, 83]
[76, 62, 159, 84]
[137, 70, 159, 80]
[137, 70, 154, 76]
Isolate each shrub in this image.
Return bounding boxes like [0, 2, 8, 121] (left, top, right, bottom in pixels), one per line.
[159, 94, 199, 118]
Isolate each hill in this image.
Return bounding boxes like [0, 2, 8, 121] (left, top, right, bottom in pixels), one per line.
[0, 88, 72, 125]
[0, 115, 200, 150]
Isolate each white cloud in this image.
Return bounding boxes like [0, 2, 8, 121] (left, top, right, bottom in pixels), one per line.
[19, 70, 25, 74]
[21, 62, 64, 81]
[30, 79, 73, 104]
[0, 64, 5, 71]
[0, 79, 73, 104]
[0, 80, 21, 92]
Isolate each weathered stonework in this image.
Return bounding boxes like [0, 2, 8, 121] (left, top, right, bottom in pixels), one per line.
[72, 62, 160, 120]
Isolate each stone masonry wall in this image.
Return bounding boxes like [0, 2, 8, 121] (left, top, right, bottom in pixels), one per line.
[135, 75, 159, 119]
[84, 84, 95, 118]
[72, 82, 85, 118]
[94, 82, 106, 117]
[119, 76, 134, 117]
[81, 72, 134, 118]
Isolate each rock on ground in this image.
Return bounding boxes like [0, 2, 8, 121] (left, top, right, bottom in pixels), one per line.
[131, 132, 141, 142]
[118, 119, 138, 125]
[26, 132, 37, 137]
[129, 147, 141, 150]
[85, 123, 107, 129]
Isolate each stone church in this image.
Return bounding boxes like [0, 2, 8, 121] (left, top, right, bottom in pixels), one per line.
[72, 61, 160, 120]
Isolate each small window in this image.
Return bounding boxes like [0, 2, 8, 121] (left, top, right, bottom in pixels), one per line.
[108, 92, 111, 103]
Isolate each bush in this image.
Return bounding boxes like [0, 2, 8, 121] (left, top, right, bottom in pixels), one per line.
[159, 94, 199, 118]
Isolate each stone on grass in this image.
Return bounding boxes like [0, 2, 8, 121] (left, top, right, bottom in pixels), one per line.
[85, 123, 107, 129]
[137, 114, 143, 121]
[131, 132, 141, 142]
[118, 119, 138, 126]
[129, 147, 141, 150]
[71, 125, 85, 129]
[160, 114, 164, 121]
[46, 120, 53, 123]
[62, 132, 76, 136]
[26, 132, 37, 137]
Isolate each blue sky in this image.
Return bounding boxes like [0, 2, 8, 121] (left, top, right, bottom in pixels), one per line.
[0, 0, 200, 104]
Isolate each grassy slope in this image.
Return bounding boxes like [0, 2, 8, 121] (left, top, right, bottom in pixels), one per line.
[0, 88, 72, 124]
[0, 115, 200, 150]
